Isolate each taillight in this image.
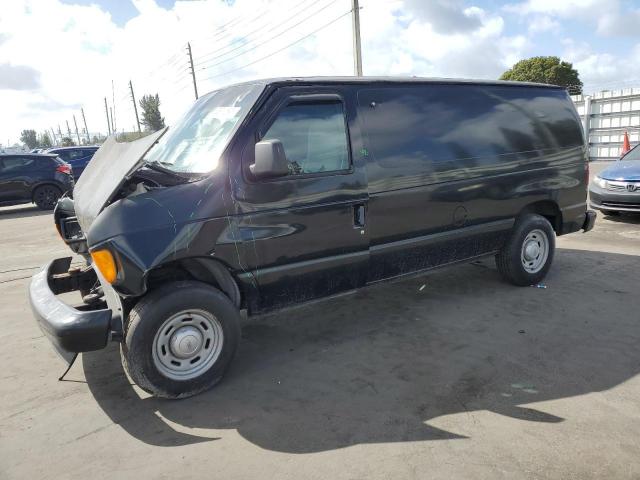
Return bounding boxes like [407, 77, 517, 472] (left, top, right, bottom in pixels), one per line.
[56, 163, 72, 174]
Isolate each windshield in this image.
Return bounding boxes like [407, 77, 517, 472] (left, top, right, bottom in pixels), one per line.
[622, 143, 640, 161]
[143, 83, 264, 173]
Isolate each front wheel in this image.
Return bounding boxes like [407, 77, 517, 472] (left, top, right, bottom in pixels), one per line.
[121, 281, 241, 399]
[496, 214, 555, 286]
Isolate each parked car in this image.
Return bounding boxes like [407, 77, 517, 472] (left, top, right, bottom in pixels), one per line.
[0, 153, 74, 209]
[589, 144, 640, 215]
[29, 77, 595, 398]
[45, 146, 98, 179]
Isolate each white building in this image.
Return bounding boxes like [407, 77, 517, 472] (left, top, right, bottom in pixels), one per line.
[572, 89, 640, 162]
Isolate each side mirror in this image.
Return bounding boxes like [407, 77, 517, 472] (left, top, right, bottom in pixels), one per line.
[250, 139, 289, 179]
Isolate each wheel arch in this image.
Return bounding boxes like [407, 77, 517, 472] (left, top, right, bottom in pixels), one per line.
[518, 200, 562, 234]
[144, 257, 242, 309]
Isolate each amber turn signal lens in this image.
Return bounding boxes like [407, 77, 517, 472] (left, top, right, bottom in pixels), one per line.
[90, 249, 118, 284]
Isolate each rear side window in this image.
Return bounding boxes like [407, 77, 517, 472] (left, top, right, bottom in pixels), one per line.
[262, 101, 350, 176]
[0, 157, 35, 172]
[56, 149, 88, 161]
[357, 85, 584, 187]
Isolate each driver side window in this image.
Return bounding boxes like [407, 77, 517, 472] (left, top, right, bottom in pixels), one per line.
[262, 101, 350, 176]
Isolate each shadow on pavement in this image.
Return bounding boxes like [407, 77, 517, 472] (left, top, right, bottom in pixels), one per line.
[599, 211, 640, 224]
[83, 248, 640, 452]
[0, 205, 50, 219]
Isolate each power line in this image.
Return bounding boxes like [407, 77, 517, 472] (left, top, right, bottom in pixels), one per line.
[200, 9, 352, 83]
[190, 1, 275, 46]
[197, 0, 343, 72]
[193, 0, 319, 66]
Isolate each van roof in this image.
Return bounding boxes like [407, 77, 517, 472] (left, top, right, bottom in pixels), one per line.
[227, 76, 563, 90]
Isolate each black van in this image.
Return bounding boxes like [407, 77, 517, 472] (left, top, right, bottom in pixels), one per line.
[29, 77, 595, 398]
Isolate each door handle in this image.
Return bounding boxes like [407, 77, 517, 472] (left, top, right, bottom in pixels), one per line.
[353, 204, 366, 228]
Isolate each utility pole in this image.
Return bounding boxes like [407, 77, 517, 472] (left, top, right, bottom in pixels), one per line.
[73, 115, 82, 145]
[111, 80, 117, 133]
[187, 42, 199, 100]
[110, 106, 115, 134]
[351, 0, 363, 76]
[104, 97, 112, 135]
[129, 80, 141, 132]
[81, 107, 90, 143]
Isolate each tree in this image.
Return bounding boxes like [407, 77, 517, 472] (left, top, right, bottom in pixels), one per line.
[60, 137, 76, 147]
[20, 129, 39, 149]
[500, 56, 583, 95]
[139, 93, 166, 131]
[41, 132, 53, 148]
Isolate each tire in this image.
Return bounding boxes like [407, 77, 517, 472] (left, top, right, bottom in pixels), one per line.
[121, 281, 241, 399]
[33, 184, 61, 210]
[495, 214, 555, 286]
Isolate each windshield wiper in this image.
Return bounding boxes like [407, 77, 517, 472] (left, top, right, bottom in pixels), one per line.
[142, 161, 192, 180]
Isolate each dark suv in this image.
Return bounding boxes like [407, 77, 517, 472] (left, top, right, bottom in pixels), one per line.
[46, 146, 98, 179]
[0, 154, 74, 209]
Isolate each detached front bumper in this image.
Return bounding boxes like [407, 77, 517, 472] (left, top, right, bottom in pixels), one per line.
[29, 257, 112, 363]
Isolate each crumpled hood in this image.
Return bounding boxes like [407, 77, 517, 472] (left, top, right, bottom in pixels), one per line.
[73, 128, 167, 232]
[600, 160, 640, 181]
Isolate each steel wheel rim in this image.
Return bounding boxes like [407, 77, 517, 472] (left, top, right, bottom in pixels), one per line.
[520, 229, 549, 274]
[152, 309, 224, 381]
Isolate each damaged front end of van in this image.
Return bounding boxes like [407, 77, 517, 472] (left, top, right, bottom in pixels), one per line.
[28, 83, 264, 396]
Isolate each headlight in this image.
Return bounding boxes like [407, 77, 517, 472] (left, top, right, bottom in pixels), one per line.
[90, 249, 118, 284]
[593, 176, 607, 189]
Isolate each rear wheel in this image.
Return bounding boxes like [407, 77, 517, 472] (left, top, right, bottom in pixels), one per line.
[33, 184, 61, 210]
[496, 214, 555, 286]
[121, 281, 241, 399]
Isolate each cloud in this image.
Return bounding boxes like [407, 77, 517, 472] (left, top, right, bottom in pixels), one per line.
[597, 10, 640, 37]
[402, 0, 482, 33]
[504, 0, 606, 17]
[561, 38, 640, 92]
[0, 63, 40, 90]
[527, 15, 560, 34]
[28, 97, 81, 111]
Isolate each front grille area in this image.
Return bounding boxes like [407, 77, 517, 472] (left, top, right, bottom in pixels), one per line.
[601, 201, 640, 210]
[606, 181, 628, 192]
[606, 180, 640, 193]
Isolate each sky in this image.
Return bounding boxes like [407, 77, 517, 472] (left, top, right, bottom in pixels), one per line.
[2, 0, 640, 146]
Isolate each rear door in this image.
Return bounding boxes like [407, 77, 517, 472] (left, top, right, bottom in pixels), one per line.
[0, 156, 36, 202]
[232, 86, 369, 312]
